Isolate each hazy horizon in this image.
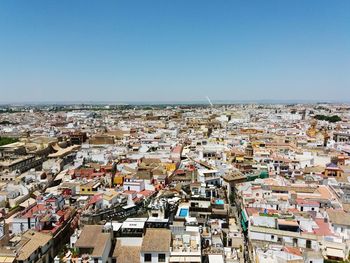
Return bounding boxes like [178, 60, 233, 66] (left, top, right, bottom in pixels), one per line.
[1, 98, 350, 106]
[0, 0, 349, 102]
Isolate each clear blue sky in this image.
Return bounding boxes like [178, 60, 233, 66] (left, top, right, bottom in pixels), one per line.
[0, 0, 349, 103]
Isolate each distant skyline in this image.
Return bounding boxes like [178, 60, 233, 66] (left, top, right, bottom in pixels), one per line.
[0, 0, 349, 103]
[1, 99, 350, 106]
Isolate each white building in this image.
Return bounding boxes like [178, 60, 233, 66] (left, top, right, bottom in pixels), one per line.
[140, 228, 171, 263]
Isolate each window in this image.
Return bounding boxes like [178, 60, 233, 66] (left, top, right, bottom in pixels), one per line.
[293, 238, 298, 246]
[144, 253, 152, 262]
[306, 240, 312, 249]
[271, 235, 274, 240]
[158, 253, 166, 262]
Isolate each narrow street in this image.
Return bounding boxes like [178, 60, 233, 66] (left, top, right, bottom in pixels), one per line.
[228, 191, 251, 263]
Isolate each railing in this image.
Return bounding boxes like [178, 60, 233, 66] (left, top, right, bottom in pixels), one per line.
[189, 207, 212, 213]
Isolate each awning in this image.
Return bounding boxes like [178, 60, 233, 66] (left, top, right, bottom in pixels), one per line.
[208, 255, 224, 263]
[54, 172, 65, 181]
[241, 210, 248, 222]
[92, 182, 101, 188]
[236, 157, 244, 162]
[0, 256, 16, 263]
[241, 218, 247, 231]
[325, 248, 345, 259]
[19, 198, 36, 208]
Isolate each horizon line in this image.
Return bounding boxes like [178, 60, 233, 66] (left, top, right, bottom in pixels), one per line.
[1, 99, 350, 106]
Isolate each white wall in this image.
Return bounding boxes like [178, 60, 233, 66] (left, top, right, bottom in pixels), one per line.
[333, 224, 350, 239]
[304, 258, 323, 263]
[123, 181, 145, 192]
[249, 230, 319, 250]
[296, 204, 319, 212]
[12, 217, 36, 234]
[250, 216, 276, 228]
[140, 252, 169, 263]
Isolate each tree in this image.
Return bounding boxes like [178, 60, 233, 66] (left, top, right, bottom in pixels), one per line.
[314, 115, 341, 123]
[0, 136, 18, 146]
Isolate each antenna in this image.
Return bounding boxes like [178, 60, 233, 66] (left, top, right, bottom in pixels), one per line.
[206, 96, 213, 107]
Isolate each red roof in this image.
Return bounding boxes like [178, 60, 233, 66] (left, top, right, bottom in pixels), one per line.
[283, 246, 302, 256]
[56, 210, 65, 216]
[288, 208, 300, 214]
[123, 190, 137, 194]
[245, 207, 278, 216]
[21, 204, 46, 218]
[91, 172, 105, 177]
[88, 194, 102, 205]
[296, 198, 319, 206]
[172, 145, 183, 154]
[313, 218, 333, 236]
[133, 196, 143, 203]
[138, 190, 155, 198]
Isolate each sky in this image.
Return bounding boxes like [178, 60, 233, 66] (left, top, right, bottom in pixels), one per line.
[0, 0, 349, 103]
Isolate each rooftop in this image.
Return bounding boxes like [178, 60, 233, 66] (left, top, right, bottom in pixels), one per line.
[141, 228, 171, 252]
